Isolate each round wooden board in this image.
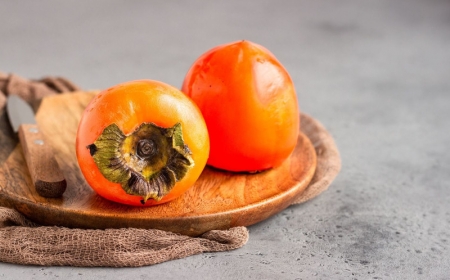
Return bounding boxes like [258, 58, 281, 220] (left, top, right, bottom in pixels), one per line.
[0, 92, 317, 236]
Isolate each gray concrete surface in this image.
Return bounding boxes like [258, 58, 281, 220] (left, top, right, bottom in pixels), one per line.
[1, 0, 449, 279]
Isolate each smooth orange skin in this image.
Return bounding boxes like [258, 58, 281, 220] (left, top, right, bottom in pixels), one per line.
[76, 80, 209, 206]
[182, 40, 299, 172]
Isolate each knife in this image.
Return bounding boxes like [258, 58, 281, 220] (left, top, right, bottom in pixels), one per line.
[6, 95, 66, 198]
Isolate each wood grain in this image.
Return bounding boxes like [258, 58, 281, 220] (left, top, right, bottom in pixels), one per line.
[18, 123, 66, 198]
[0, 92, 317, 236]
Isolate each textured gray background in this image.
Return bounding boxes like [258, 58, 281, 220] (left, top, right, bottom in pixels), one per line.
[1, 0, 449, 279]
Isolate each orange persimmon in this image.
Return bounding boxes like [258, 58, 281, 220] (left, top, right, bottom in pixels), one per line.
[76, 80, 209, 206]
[182, 40, 299, 172]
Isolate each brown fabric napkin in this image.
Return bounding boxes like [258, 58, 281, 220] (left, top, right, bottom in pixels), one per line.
[0, 71, 80, 110]
[0, 73, 341, 267]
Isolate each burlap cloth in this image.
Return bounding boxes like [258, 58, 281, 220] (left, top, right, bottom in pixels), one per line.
[0, 72, 341, 267]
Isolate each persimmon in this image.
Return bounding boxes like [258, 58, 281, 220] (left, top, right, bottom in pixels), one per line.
[76, 80, 209, 206]
[182, 40, 299, 172]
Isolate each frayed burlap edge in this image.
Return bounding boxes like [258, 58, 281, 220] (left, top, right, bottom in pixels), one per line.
[0, 71, 80, 111]
[0, 72, 340, 267]
[0, 207, 249, 267]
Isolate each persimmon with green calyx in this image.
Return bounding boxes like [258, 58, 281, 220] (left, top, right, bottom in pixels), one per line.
[182, 40, 299, 172]
[76, 80, 210, 206]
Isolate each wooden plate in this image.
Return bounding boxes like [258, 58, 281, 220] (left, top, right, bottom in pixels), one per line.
[0, 92, 317, 236]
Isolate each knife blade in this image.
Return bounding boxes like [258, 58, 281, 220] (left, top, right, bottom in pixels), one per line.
[6, 95, 66, 198]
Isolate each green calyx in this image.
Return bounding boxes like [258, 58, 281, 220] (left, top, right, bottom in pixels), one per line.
[87, 122, 194, 204]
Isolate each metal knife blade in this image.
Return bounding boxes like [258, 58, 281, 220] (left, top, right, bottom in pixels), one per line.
[6, 95, 36, 132]
[6, 95, 66, 198]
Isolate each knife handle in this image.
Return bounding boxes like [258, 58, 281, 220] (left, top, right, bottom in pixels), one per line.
[18, 124, 67, 198]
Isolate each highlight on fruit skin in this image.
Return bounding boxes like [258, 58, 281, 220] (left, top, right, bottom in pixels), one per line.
[182, 40, 300, 172]
[76, 80, 210, 206]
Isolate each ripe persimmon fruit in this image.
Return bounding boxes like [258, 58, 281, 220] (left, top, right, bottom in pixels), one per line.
[76, 80, 209, 206]
[182, 40, 300, 172]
